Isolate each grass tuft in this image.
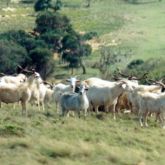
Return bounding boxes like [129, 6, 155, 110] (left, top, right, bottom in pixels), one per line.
[0, 124, 25, 137]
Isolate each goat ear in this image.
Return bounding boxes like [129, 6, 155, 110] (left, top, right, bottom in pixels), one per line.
[76, 80, 80, 83]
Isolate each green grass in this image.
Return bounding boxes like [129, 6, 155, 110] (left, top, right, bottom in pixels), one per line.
[0, 1, 165, 164]
[0, 104, 165, 165]
[0, 0, 165, 69]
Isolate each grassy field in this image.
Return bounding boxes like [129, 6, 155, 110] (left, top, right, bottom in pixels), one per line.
[0, 104, 165, 165]
[0, 0, 165, 164]
[0, 0, 165, 62]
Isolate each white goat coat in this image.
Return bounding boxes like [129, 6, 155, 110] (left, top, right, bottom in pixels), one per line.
[0, 73, 27, 85]
[87, 82, 133, 119]
[60, 89, 89, 117]
[137, 91, 165, 127]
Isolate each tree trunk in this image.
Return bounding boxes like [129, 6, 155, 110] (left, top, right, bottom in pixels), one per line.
[71, 67, 74, 75]
[79, 58, 86, 74]
[86, 0, 91, 7]
[6, 0, 10, 7]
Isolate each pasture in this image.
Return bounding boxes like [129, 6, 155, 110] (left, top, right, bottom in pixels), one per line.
[0, 104, 165, 165]
[0, 0, 165, 165]
[0, 0, 165, 63]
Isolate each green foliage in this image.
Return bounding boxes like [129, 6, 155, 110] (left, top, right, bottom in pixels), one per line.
[0, 30, 54, 78]
[82, 31, 98, 41]
[34, 0, 62, 12]
[34, 0, 51, 12]
[62, 34, 80, 51]
[80, 44, 92, 57]
[0, 30, 48, 53]
[35, 11, 71, 34]
[22, 38, 48, 53]
[127, 59, 144, 69]
[40, 31, 62, 51]
[35, 10, 92, 73]
[29, 47, 52, 65]
[124, 0, 138, 4]
[29, 47, 54, 78]
[95, 46, 132, 79]
[52, 0, 62, 12]
[0, 39, 29, 74]
[126, 58, 165, 81]
[61, 33, 92, 72]
[0, 30, 32, 45]
[21, 0, 36, 4]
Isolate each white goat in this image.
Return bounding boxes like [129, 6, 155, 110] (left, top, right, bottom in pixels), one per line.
[53, 77, 80, 112]
[60, 83, 89, 117]
[83, 77, 117, 87]
[0, 72, 40, 115]
[0, 73, 27, 85]
[44, 86, 54, 108]
[29, 72, 45, 111]
[128, 84, 162, 114]
[86, 81, 133, 119]
[137, 91, 165, 128]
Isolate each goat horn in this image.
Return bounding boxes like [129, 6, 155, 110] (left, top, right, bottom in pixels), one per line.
[0, 73, 6, 76]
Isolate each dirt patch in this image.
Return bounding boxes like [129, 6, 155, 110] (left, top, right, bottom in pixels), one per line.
[2, 7, 16, 12]
[53, 53, 60, 60]
[86, 38, 102, 51]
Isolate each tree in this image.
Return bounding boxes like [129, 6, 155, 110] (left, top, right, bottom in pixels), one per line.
[34, 0, 51, 12]
[0, 40, 29, 74]
[34, 0, 62, 12]
[61, 34, 92, 74]
[94, 46, 132, 79]
[6, 0, 11, 7]
[35, 11, 92, 74]
[0, 30, 48, 53]
[35, 11, 71, 34]
[52, 0, 62, 12]
[0, 30, 54, 78]
[29, 48, 54, 79]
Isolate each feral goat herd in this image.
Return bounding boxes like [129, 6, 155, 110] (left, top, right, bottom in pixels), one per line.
[0, 67, 165, 128]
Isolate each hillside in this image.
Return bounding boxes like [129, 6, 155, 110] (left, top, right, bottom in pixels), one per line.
[0, 105, 165, 165]
[0, 0, 164, 61]
[0, 1, 165, 165]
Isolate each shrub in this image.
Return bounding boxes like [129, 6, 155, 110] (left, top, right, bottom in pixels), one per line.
[82, 31, 98, 41]
[29, 47, 54, 79]
[35, 11, 71, 34]
[0, 39, 29, 74]
[125, 58, 165, 81]
[127, 59, 144, 69]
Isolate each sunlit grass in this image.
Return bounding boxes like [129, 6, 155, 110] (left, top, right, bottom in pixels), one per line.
[0, 104, 165, 165]
[0, 1, 165, 163]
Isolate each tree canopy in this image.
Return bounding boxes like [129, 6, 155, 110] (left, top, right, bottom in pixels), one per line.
[35, 11, 92, 74]
[0, 40, 29, 74]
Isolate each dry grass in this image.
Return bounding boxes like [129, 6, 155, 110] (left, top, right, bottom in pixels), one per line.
[0, 104, 165, 165]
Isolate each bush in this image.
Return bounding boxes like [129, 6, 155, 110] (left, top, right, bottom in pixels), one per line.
[29, 47, 54, 79]
[82, 31, 98, 41]
[0, 30, 45, 53]
[0, 39, 29, 74]
[35, 11, 71, 34]
[127, 59, 144, 69]
[34, 0, 51, 12]
[125, 58, 165, 81]
[21, 0, 36, 4]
